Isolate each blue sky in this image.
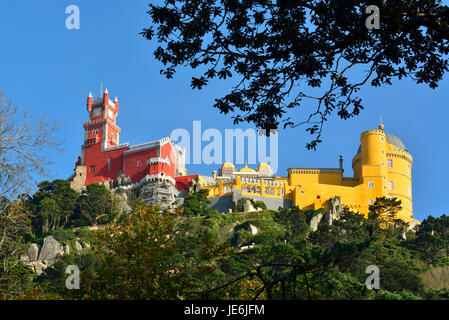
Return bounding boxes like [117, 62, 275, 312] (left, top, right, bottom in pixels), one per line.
[0, 1, 448, 221]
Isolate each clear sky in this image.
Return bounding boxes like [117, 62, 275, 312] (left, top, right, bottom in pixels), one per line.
[0, 1, 448, 222]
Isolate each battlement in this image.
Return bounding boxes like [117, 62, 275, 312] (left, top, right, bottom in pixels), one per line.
[361, 129, 385, 136]
[147, 157, 171, 166]
[125, 137, 171, 154]
[288, 168, 342, 175]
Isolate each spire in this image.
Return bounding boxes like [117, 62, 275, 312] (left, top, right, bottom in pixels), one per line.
[88, 92, 92, 98]
[104, 88, 108, 94]
[114, 96, 118, 102]
[378, 114, 384, 131]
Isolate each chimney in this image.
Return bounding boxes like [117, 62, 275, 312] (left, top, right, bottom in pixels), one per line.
[339, 155, 344, 173]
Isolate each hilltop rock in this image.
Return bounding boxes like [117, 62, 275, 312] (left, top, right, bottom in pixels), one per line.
[28, 243, 41, 261]
[75, 241, 83, 253]
[324, 197, 342, 225]
[310, 213, 324, 231]
[38, 236, 64, 263]
[114, 189, 132, 215]
[407, 220, 420, 232]
[30, 261, 48, 276]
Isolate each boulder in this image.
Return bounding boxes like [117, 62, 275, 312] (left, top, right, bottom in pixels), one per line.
[28, 243, 40, 261]
[38, 236, 64, 263]
[30, 261, 47, 276]
[240, 243, 255, 251]
[114, 190, 132, 215]
[309, 213, 324, 231]
[20, 254, 30, 264]
[81, 241, 90, 249]
[249, 224, 259, 235]
[75, 241, 83, 253]
[407, 220, 420, 233]
[324, 197, 342, 225]
[243, 200, 257, 213]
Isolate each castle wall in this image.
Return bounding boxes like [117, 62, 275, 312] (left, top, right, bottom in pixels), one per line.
[83, 143, 128, 185]
[208, 195, 234, 212]
[123, 147, 159, 183]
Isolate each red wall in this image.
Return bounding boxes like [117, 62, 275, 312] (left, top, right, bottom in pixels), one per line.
[82, 138, 177, 186]
[122, 147, 158, 183]
[175, 175, 198, 191]
[83, 143, 129, 185]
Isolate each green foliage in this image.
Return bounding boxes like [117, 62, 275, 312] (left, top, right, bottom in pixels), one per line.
[74, 183, 118, 226]
[28, 180, 79, 236]
[182, 189, 216, 217]
[0, 260, 34, 299]
[7, 180, 449, 300]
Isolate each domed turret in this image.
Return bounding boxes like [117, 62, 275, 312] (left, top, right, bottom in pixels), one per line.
[239, 162, 256, 173]
[219, 162, 235, 177]
[257, 162, 273, 177]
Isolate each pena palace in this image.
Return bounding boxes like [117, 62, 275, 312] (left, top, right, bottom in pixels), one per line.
[69, 90, 417, 224]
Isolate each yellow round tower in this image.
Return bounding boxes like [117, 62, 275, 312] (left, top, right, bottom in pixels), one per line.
[352, 122, 414, 222]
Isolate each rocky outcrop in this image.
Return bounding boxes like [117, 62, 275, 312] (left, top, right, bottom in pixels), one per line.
[243, 200, 257, 213]
[324, 197, 342, 225]
[242, 200, 262, 213]
[308, 197, 342, 232]
[113, 189, 132, 215]
[21, 236, 90, 275]
[75, 241, 83, 253]
[28, 244, 41, 261]
[38, 236, 64, 263]
[309, 213, 324, 231]
[407, 220, 420, 232]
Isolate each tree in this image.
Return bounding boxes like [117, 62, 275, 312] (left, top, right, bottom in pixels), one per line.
[0, 91, 61, 197]
[27, 180, 79, 235]
[182, 189, 215, 216]
[75, 183, 118, 226]
[0, 91, 60, 299]
[369, 196, 402, 228]
[142, 0, 449, 148]
[274, 206, 309, 247]
[71, 201, 229, 300]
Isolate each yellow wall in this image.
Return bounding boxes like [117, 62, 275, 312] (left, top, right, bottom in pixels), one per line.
[200, 127, 415, 223]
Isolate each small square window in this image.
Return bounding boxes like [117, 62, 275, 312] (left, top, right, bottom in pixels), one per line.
[369, 199, 373, 205]
[388, 181, 394, 190]
[90, 166, 95, 173]
[368, 181, 374, 188]
[387, 159, 393, 168]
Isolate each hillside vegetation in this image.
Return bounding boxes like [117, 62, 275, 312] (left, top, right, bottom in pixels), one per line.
[2, 179, 449, 300]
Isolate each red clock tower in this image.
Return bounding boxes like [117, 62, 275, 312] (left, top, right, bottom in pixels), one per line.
[85, 88, 120, 149]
